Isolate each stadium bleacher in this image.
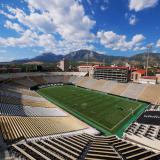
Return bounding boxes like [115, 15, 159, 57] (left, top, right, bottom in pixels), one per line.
[7, 87, 39, 97]
[121, 83, 146, 99]
[29, 76, 47, 85]
[102, 80, 118, 93]
[0, 116, 88, 143]
[0, 72, 160, 159]
[85, 79, 103, 90]
[76, 76, 91, 87]
[90, 79, 108, 92]
[124, 105, 160, 151]
[0, 89, 45, 102]
[0, 103, 26, 116]
[9, 133, 160, 160]
[71, 76, 86, 85]
[0, 94, 55, 108]
[0, 103, 67, 117]
[68, 75, 77, 83]
[110, 83, 128, 95]
[137, 110, 160, 125]
[15, 77, 36, 88]
[0, 81, 37, 98]
[73, 77, 160, 105]
[81, 77, 97, 89]
[138, 84, 160, 104]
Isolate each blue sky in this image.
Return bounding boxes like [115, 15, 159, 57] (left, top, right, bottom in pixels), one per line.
[0, 0, 160, 62]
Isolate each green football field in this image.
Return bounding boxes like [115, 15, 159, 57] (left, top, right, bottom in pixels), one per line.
[38, 85, 147, 137]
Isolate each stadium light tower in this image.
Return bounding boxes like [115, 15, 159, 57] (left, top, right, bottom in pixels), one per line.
[103, 58, 106, 66]
[146, 44, 152, 76]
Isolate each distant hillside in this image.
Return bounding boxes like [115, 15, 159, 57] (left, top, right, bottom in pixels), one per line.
[129, 53, 160, 66]
[32, 52, 63, 62]
[6, 49, 160, 65]
[65, 49, 127, 63]
[10, 52, 63, 64]
[65, 50, 106, 61]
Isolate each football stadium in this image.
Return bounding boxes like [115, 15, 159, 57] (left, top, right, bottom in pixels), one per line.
[1, 0, 160, 159]
[0, 71, 160, 160]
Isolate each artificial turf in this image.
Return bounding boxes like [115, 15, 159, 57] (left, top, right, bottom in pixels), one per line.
[38, 85, 147, 136]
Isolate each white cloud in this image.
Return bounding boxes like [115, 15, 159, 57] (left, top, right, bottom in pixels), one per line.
[100, 5, 107, 11]
[3, 6, 56, 34]
[100, 0, 109, 11]
[97, 31, 145, 51]
[26, 0, 96, 40]
[132, 34, 145, 43]
[0, 28, 94, 55]
[129, 15, 137, 25]
[133, 46, 147, 51]
[1, 1, 96, 41]
[129, 0, 159, 12]
[156, 39, 160, 47]
[4, 20, 24, 32]
[125, 13, 137, 26]
[22, 12, 56, 33]
[0, 0, 96, 54]
[0, 30, 38, 47]
[0, 28, 60, 53]
[36, 33, 57, 51]
[0, 9, 15, 19]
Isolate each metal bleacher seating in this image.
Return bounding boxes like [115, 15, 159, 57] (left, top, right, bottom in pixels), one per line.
[9, 133, 160, 160]
[0, 94, 55, 108]
[124, 105, 160, 151]
[110, 83, 129, 96]
[0, 116, 88, 143]
[0, 103, 67, 117]
[138, 84, 160, 104]
[100, 80, 118, 93]
[29, 76, 47, 85]
[121, 83, 146, 99]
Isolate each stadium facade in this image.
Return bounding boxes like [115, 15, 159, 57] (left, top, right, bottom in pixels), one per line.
[92, 66, 130, 83]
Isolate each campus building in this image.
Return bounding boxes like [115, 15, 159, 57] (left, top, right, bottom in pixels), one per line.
[92, 66, 130, 83]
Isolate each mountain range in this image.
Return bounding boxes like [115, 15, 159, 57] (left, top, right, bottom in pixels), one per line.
[7, 49, 160, 65]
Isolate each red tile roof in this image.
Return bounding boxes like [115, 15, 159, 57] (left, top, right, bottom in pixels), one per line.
[135, 69, 146, 75]
[156, 69, 160, 73]
[142, 76, 157, 80]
